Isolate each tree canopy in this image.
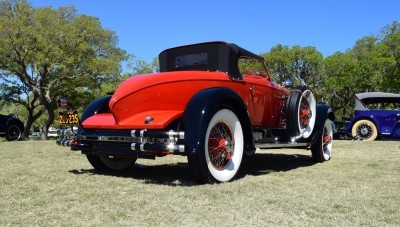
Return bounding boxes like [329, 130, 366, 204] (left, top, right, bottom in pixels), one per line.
[322, 21, 400, 118]
[0, 0, 127, 138]
[259, 21, 399, 118]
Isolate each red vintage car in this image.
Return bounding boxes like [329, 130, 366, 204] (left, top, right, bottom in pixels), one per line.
[59, 41, 335, 183]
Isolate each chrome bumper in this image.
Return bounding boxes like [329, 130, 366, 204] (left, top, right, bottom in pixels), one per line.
[62, 129, 186, 155]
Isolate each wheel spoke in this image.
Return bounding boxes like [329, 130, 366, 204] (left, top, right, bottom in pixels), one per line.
[299, 99, 312, 128]
[356, 123, 373, 139]
[208, 121, 233, 170]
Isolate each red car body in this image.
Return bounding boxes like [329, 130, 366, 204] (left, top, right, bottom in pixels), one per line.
[82, 71, 287, 130]
[61, 41, 335, 183]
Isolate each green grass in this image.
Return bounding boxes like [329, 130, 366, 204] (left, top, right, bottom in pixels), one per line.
[0, 140, 399, 226]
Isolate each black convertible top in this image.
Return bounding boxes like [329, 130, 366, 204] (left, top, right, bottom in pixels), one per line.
[159, 41, 264, 79]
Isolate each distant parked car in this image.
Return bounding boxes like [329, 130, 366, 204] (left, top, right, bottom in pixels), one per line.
[343, 92, 400, 141]
[0, 114, 24, 141]
[48, 127, 58, 138]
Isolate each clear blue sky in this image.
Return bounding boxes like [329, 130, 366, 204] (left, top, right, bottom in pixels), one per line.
[29, 0, 399, 62]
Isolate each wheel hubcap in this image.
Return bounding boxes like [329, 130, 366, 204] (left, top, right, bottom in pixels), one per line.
[208, 122, 234, 170]
[299, 99, 312, 129]
[357, 124, 373, 139]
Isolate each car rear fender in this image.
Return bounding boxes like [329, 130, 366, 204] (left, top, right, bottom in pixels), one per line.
[310, 104, 335, 145]
[80, 95, 112, 124]
[183, 87, 254, 156]
[78, 95, 112, 136]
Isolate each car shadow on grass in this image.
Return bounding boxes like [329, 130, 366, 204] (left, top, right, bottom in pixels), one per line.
[69, 153, 315, 186]
[239, 153, 315, 177]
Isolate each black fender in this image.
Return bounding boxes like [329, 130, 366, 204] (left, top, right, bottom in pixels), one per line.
[183, 87, 254, 156]
[309, 104, 335, 145]
[80, 95, 112, 123]
[77, 95, 112, 137]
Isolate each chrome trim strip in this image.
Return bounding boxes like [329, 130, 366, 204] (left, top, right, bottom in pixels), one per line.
[255, 142, 309, 149]
[80, 135, 138, 142]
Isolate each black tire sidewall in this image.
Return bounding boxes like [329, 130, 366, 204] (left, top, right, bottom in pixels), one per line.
[86, 154, 111, 171]
[311, 119, 332, 162]
[286, 91, 302, 137]
[5, 124, 22, 141]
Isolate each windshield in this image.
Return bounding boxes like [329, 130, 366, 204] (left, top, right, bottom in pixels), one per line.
[238, 57, 269, 78]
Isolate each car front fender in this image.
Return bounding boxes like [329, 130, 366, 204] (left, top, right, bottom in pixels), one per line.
[309, 104, 335, 145]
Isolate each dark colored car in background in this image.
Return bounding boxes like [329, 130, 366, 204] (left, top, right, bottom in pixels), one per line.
[0, 114, 24, 141]
[344, 92, 400, 141]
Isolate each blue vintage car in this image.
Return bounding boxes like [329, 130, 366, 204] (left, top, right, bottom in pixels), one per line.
[344, 92, 400, 141]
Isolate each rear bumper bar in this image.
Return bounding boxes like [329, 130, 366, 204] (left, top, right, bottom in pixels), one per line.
[57, 128, 186, 156]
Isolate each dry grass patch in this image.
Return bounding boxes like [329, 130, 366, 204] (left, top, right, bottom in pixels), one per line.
[0, 140, 399, 226]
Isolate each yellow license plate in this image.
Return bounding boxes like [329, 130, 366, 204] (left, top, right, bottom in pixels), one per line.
[59, 111, 79, 125]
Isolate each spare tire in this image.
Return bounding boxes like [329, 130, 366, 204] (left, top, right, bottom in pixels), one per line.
[286, 90, 316, 139]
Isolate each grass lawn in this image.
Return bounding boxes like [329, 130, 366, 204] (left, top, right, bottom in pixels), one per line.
[0, 140, 399, 226]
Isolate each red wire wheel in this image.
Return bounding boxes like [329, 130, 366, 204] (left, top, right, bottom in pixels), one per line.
[204, 108, 244, 182]
[286, 90, 316, 139]
[299, 98, 311, 128]
[207, 122, 234, 170]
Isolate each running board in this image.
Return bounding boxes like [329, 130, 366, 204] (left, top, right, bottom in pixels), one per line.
[255, 142, 309, 149]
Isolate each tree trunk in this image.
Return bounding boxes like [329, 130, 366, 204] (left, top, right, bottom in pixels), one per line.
[41, 108, 55, 140]
[23, 103, 45, 139]
[24, 117, 34, 139]
[40, 86, 55, 140]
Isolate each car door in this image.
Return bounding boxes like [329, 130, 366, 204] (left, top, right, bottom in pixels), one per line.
[244, 75, 284, 127]
[375, 110, 400, 136]
[239, 57, 284, 128]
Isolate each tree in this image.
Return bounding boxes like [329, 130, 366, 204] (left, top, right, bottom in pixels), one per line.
[262, 44, 325, 100]
[0, 0, 127, 139]
[125, 55, 159, 76]
[376, 21, 400, 93]
[324, 52, 361, 118]
[323, 21, 400, 118]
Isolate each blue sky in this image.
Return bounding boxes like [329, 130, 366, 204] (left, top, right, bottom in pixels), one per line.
[29, 0, 399, 62]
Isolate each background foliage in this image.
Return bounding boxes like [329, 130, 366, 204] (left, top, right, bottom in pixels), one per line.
[263, 21, 400, 119]
[0, 0, 127, 138]
[0, 0, 399, 138]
